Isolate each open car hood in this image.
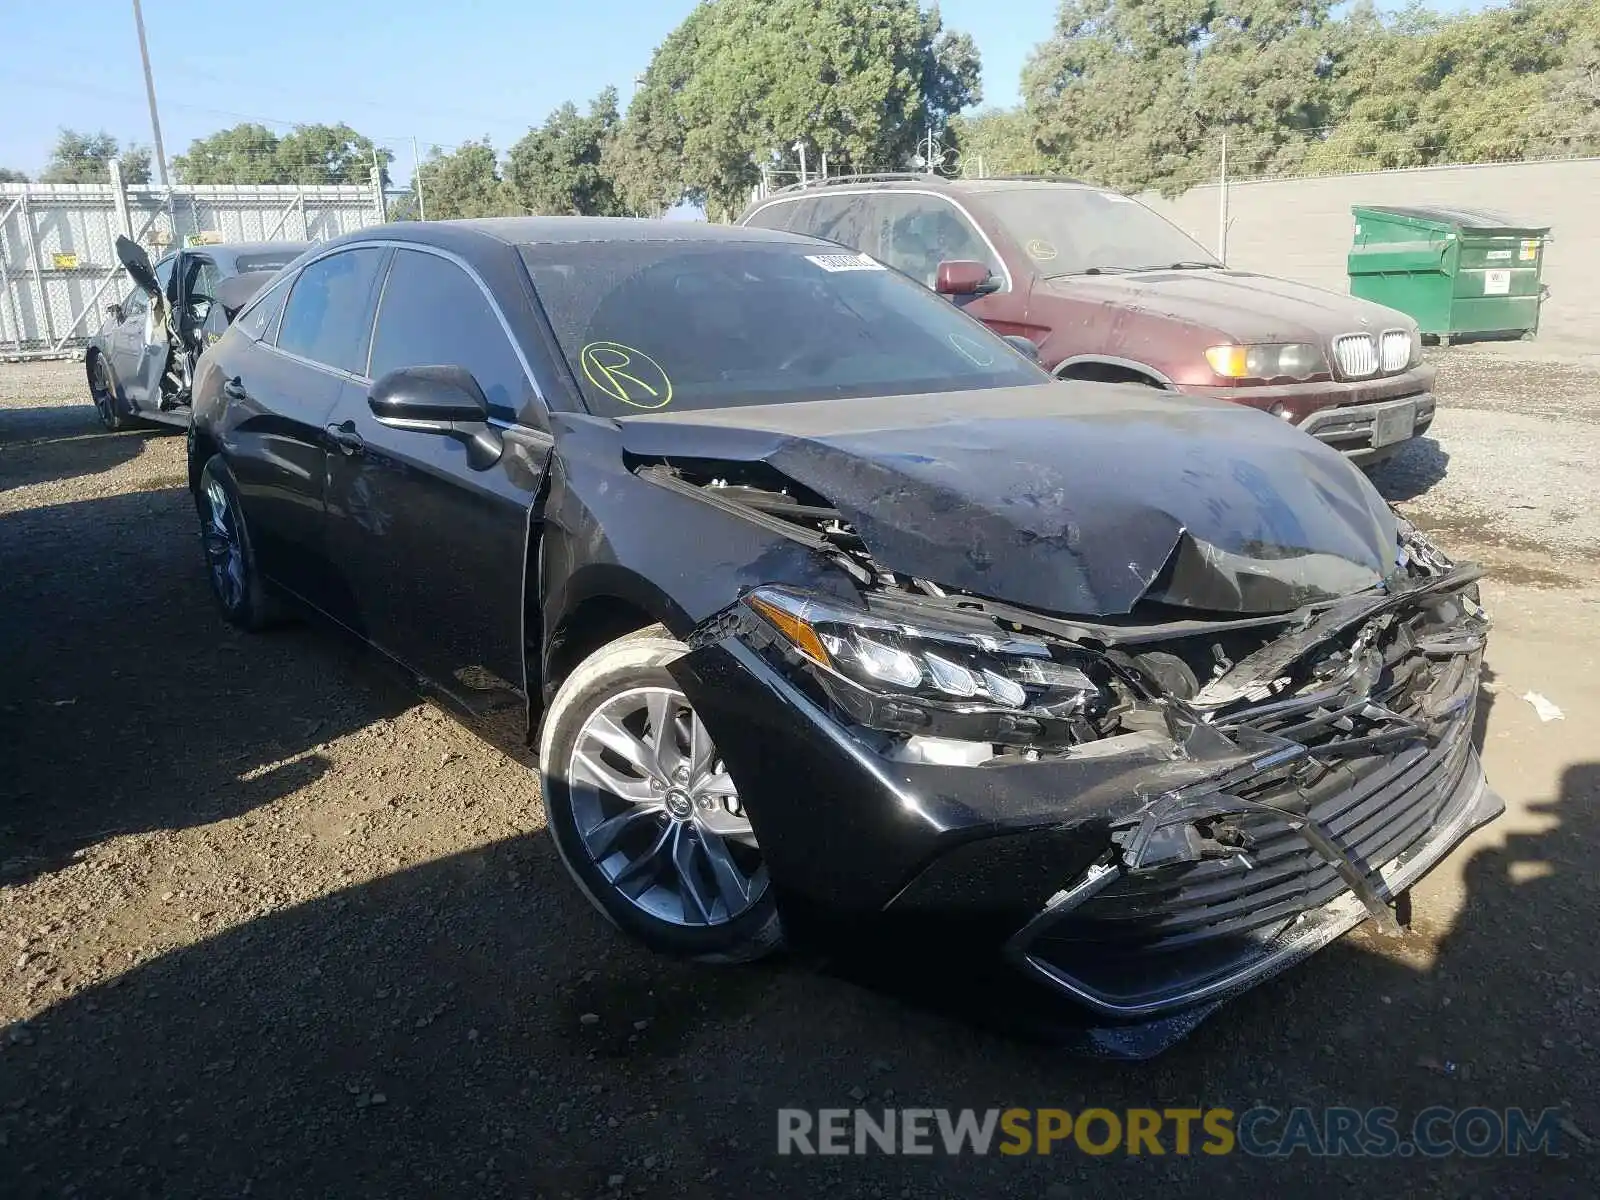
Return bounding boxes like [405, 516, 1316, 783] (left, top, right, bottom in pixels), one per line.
[614, 382, 1399, 617]
[115, 235, 162, 300]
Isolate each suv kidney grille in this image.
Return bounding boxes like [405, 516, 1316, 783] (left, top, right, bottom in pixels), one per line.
[1333, 333, 1378, 378]
[1380, 329, 1411, 372]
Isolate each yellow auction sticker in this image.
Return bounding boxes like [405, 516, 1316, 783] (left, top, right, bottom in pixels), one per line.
[579, 341, 674, 410]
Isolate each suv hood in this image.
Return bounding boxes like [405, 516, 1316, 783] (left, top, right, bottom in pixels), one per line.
[614, 382, 1399, 617]
[1039, 268, 1411, 344]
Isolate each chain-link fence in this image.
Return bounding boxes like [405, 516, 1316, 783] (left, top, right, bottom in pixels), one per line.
[0, 168, 385, 358]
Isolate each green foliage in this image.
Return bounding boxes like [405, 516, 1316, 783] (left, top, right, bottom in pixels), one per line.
[0, 168, 29, 184]
[1005, 0, 1600, 195]
[506, 89, 628, 215]
[172, 123, 393, 186]
[39, 130, 151, 184]
[623, 0, 982, 217]
[413, 139, 518, 220]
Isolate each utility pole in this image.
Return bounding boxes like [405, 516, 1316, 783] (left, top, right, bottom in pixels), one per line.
[411, 137, 427, 221]
[792, 141, 808, 188]
[131, 0, 169, 185]
[1216, 130, 1229, 263]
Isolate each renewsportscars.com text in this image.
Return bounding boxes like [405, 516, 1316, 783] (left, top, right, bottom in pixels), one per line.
[776, 1106, 1567, 1158]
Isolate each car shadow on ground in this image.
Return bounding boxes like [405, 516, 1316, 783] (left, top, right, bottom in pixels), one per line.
[0, 485, 414, 886]
[1368, 435, 1450, 503]
[0, 405, 172, 493]
[2, 590, 1592, 1200]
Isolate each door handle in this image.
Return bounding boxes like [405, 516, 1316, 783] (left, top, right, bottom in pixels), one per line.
[222, 377, 247, 401]
[325, 420, 365, 456]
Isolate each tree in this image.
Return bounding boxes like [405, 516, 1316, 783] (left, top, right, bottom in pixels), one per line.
[275, 123, 392, 186]
[173, 123, 392, 186]
[505, 89, 628, 215]
[0, 168, 28, 184]
[39, 129, 152, 184]
[623, 0, 982, 217]
[948, 108, 1050, 176]
[413, 139, 517, 220]
[1015, 0, 1600, 195]
[172, 123, 283, 185]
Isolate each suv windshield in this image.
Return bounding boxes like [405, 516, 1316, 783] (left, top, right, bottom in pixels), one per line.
[985, 187, 1220, 277]
[521, 240, 1046, 417]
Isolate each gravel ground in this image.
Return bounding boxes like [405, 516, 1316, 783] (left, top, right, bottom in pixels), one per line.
[2, 357, 1598, 1198]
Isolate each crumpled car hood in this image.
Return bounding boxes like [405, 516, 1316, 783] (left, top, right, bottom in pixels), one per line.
[612, 381, 1399, 617]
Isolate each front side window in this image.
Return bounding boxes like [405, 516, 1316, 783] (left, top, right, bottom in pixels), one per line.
[522, 239, 1045, 419]
[154, 254, 176, 300]
[875, 195, 1000, 288]
[274, 247, 388, 374]
[190, 259, 222, 300]
[367, 249, 530, 417]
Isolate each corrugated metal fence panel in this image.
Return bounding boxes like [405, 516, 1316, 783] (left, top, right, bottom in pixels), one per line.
[0, 181, 381, 357]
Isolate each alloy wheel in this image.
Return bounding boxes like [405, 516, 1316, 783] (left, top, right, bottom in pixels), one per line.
[567, 685, 766, 927]
[91, 357, 116, 426]
[202, 479, 246, 612]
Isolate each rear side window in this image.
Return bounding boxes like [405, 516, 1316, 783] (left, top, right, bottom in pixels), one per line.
[799, 194, 878, 256]
[274, 248, 388, 374]
[235, 276, 291, 342]
[367, 250, 530, 417]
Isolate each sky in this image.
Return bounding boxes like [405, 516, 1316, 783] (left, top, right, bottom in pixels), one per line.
[1, 0, 1492, 181]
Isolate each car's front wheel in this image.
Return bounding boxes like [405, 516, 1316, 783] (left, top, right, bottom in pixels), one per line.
[539, 629, 782, 963]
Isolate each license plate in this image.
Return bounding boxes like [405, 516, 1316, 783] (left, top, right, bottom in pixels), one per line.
[1484, 269, 1511, 295]
[1371, 402, 1415, 448]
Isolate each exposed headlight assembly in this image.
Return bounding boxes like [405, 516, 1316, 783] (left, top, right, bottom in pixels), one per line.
[741, 585, 1118, 746]
[1204, 343, 1326, 382]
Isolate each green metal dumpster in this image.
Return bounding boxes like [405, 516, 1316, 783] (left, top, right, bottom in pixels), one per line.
[1347, 205, 1550, 342]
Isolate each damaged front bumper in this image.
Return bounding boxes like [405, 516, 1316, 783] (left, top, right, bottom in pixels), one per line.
[670, 571, 1501, 1055]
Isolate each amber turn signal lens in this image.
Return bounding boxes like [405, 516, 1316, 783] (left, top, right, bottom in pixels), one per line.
[748, 593, 832, 666]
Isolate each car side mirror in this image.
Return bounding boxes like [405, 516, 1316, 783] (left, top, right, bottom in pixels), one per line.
[1002, 335, 1040, 362]
[368, 365, 502, 469]
[106, 302, 125, 325]
[935, 260, 1000, 297]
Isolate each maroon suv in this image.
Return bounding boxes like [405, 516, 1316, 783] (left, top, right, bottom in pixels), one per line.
[740, 176, 1435, 464]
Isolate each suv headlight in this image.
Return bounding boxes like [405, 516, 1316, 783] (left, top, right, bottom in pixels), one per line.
[741, 585, 1117, 746]
[1205, 343, 1326, 382]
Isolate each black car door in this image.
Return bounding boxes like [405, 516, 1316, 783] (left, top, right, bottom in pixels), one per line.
[322, 246, 549, 714]
[227, 246, 389, 609]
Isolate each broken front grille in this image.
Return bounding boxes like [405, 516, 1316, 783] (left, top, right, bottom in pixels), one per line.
[1021, 725, 1475, 1009]
[1053, 729, 1471, 952]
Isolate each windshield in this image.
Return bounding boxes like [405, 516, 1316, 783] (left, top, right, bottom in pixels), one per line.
[521, 240, 1046, 417]
[985, 188, 1219, 276]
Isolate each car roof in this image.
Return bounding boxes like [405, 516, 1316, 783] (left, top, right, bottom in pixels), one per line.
[327, 216, 827, 252]
[444, 215, 826, 247]
[753, 174, 1100, 201]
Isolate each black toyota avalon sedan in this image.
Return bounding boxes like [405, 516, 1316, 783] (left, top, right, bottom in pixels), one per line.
[188, 217, 1500, 1056]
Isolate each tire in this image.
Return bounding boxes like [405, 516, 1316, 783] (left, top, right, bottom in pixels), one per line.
[539, 628, 783, 964]
[87, 351, 130, 432]
[195, 456, 277, 631]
